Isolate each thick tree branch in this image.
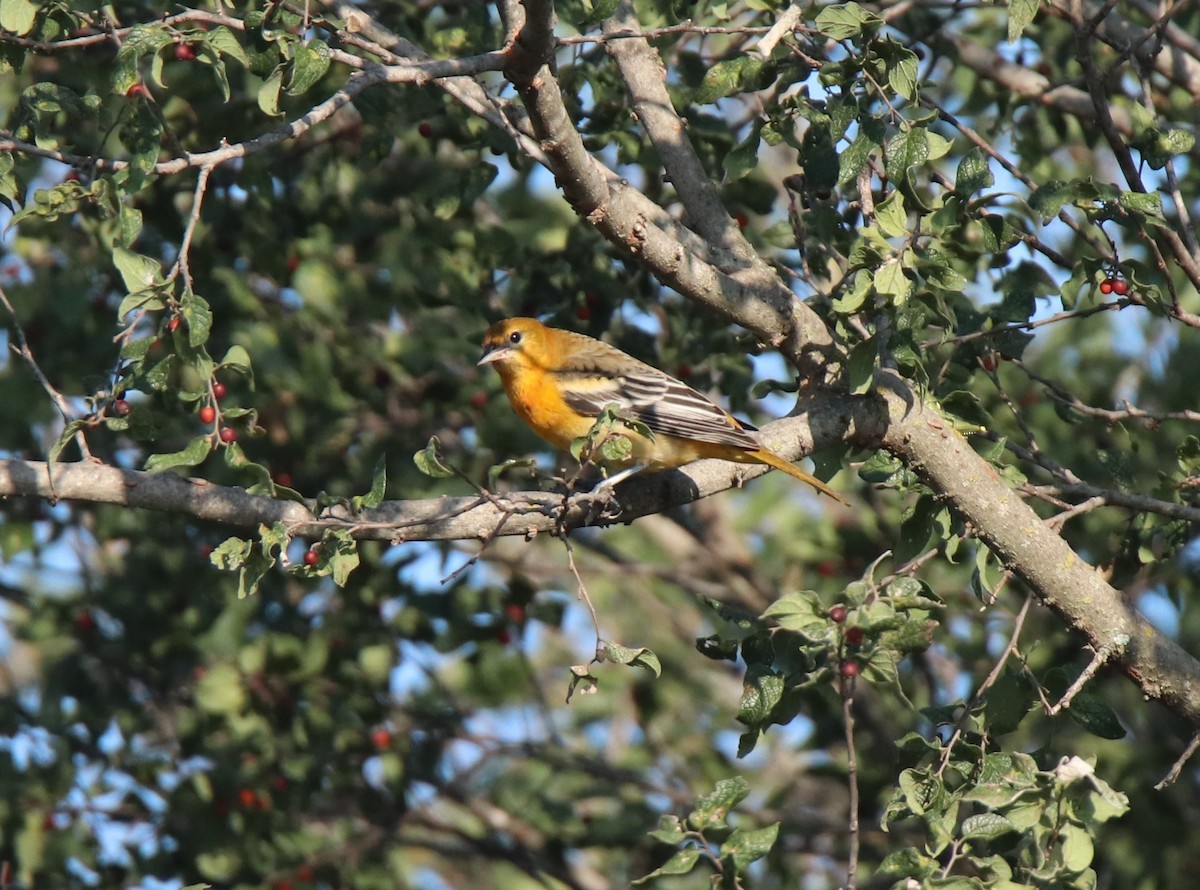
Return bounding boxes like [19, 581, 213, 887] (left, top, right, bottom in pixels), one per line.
[0, 408, 871, 542]
[879, 383, 1200, 726]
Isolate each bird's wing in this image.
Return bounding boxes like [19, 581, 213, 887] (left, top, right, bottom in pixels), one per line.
[554, 353, 756, 450]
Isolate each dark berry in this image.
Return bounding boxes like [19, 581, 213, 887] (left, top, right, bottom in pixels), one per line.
[219, 427, 237, 444]
[495, 628, 512, 645]
[734, 213, 749, 228]
[980, 354, 998, 372]
[469, 391, 488, 411]
[199, 406, 216, 424]
[303, 549, 319, 567]
[418, 122, 434, 139]
[828, 605, 847, 624]
[845, 626, 865, 646]
[575, 304, 591, 321]
[112, 399, 131, 417]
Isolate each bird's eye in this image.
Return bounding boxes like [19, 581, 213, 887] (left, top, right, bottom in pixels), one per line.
[509, 331, 522, 344]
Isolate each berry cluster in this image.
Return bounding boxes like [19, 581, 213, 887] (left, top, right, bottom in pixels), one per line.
[1098, 272, 1129, 296]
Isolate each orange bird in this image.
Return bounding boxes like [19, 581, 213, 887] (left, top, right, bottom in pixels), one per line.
[478, 318, 847, 505]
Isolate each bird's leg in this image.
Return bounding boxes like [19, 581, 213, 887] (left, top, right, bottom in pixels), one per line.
[570, 463, 646, 523]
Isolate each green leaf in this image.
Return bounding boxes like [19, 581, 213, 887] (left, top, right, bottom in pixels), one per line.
[258, 65, 285, 116]
[648, 814, 685, 845]
[352, 455, 387, 510]
[721, 822, 779, 872]
[633, 848, 701, 884]
[737, 671, 784, 725]
[874, 257, 911, 303]
[696, 55, 767, 104]
[219, 344, 253, 375]
[144, 435, 212, 472]
[885, 126, 930, 182]
[815, 2, 881, 40]
[724, 123, 761, 182]
[113, 247, 164, 296]
[762, 591, 828, 638]
[688, 777, 750, 830]
[956, 147, 994, 196]
[1066, 692, 1127, 740]
[195, 663, 247, 715]
[0, 0, 38, 36]
[414, 437, 455, 478]
[1117, 190, 1163, 218]
[885, 45, 919, 100]
[603, 642, 662, 677]
[183, 292, 213, 348]
[1008, 0, 1040, 43]
[287, 39, 331, 95]
[205, 26, 250, 67]
[876, 190, 908, 238]
[846, 338, 876, 395]
[962, 812, 1017, 842]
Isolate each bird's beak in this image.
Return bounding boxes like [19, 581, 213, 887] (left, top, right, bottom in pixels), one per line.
[477, 345, 511, 366]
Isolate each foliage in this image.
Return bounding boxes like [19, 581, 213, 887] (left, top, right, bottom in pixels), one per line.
[0, 1, 1199, 888]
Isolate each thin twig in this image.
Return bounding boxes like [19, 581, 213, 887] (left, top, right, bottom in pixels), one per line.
[0, 284, 91, 462]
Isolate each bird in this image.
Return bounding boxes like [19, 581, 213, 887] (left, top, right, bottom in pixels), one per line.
[477, 317, 848, 505]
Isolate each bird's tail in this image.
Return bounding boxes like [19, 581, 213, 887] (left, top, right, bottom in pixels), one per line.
[754, 448, 850, 506]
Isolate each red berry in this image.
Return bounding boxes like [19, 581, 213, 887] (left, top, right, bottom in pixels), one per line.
[675, 364, 693, 379]
[167, 316, 181, 333]
[271, 775, 289, 792]
[495, 628, 512, 645]
[980, 354, 997, 372]
[296, 864, 314, 881]
[584, 290, 601, 307]
[371, 728, 391, 750]
[839, 660, 860, 678]
[274, 471, 294, 488]
[64, 171, 80, 183]
[418, 122, 434, 139]
[828, 605, 847, 624]
[125, 83, 150, 98]
[734, 213, 749, 228]
[74, 611, 96, 634]
[1099, 279, 1114, 294]
[575, 304, 591, 321]
[238, 787, 258, 808]
[199, 406, 216, 424]
[504, 603, 526, 624]
[469, 391, 488, 411]
[112, 399, 131, 417]
[303, 549, 319, 567]
[219, 427, 237, 443]
[274, 881, 293, 890]
[212, 381, 228, 399]
[816, 560, 837, 577]
[173, 43, 197, 61]
[1113, 278, 1129, 295]
[214, 798, 229, 816]
[286, 254, 300, 273]
[845, 626, 865, 646]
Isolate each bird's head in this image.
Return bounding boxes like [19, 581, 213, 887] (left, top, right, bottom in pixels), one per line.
[478, 317, 546, 369]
